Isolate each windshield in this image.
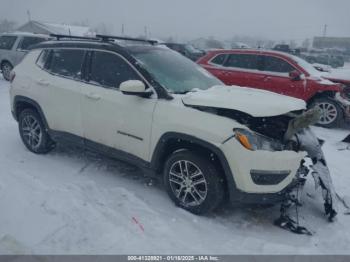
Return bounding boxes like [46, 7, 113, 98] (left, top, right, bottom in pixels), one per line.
[290, 55, 323, 77]
[130, 47, 222, 94]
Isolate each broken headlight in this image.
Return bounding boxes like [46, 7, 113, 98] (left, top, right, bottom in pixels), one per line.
[234, 128, 284, 151]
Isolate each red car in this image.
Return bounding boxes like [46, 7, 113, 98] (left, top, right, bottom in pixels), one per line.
[197, 49, 350, 128]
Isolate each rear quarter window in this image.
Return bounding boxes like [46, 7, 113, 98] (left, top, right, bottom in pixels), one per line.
[36, 49, 50, 69]
[0, 35, 17, 50]
[210, 54, 227, 65]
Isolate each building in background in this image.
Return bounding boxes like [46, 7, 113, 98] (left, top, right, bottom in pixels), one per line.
[313, 36, 350, 50]
[16, 20, 93, 36]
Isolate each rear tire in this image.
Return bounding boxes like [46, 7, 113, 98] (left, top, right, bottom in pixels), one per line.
[1, 62, 13, 81]
[164, 150, 225, 215]
[310, 97, 343, 128]
[18, 109, 55, 154]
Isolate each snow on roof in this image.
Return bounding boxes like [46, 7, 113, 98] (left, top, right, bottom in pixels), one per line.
[19, 20, 92, 36]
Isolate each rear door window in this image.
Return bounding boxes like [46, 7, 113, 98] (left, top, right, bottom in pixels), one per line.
[89, 51, 141, 89]
[262, 56, 295, 73]
[0, 35, 17, 50]
[48, 49, 85, 79]
[224, 54, 262, 70]
[18, 37, 47, 51]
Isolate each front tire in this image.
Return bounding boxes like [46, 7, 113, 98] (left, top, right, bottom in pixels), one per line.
[164, 150, 224, 215]
[310, 97, 343, 128]
[18, 109, 55, 154]
[1, 62, 13, 81]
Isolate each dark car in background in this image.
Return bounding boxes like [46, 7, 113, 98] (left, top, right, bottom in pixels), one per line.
[164, 43, 205, 61]
[0, 32, 50, 80]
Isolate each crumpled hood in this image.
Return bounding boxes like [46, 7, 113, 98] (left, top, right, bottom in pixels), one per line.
[182, 85, 306, 117]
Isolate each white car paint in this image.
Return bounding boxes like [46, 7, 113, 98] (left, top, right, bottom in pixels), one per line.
[182, 85, 306, 117]
[10, 47, 308, 195]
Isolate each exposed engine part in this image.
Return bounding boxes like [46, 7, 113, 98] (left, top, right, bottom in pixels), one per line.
[191, 105, 302, 141]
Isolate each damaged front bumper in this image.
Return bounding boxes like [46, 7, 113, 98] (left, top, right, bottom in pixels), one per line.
[335, 92, 350, 119]
[221, 138, 306, 204]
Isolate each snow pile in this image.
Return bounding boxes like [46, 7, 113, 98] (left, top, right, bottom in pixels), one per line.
[0, 79, 350, 254]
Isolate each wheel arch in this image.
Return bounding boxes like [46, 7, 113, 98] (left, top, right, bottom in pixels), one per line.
[306, 90, 338, 106]
[1, 59, 13, 68]
[151, 132, 237, 200]
[13, 96, 49, 129]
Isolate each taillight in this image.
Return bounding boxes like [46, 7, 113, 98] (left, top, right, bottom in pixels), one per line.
[9, 71, 15, 83]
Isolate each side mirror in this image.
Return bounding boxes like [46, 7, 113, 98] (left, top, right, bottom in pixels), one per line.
[289, 70, 302, 81]
[119, 80, 153, 97]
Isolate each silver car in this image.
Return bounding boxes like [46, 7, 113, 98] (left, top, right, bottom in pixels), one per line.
[0, 32, 50, 80]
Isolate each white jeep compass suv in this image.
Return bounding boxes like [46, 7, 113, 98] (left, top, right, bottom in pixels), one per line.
[9, 34, 308, 214]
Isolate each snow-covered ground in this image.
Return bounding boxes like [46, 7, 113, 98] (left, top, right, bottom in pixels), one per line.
[0, 77, 350, 254]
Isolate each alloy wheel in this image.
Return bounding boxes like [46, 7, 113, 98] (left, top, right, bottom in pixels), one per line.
[317, 102, 338, 125]
[169, 160, 208, 207]
[21, 115, 43, 150]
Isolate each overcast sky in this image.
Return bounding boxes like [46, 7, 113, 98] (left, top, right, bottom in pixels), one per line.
[1, 0, 349, 41]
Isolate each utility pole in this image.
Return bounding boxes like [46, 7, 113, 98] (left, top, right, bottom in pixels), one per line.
[26, 10, 31, 22]
[121, 24, 125, 35]
[323, 24, 328, 37]
[144, 26, 148, 38]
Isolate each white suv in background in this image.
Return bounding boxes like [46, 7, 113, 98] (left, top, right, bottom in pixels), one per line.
[9, 35, 309, 214]
[0, 32, 50, 80]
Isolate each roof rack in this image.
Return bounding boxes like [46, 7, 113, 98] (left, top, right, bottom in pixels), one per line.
[49, 33, 158, 46]
[96, 34, 158, 45]
[49, 34, 100, 41]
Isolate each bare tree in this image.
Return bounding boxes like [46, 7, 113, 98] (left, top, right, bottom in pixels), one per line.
[0, 19, 17, 33]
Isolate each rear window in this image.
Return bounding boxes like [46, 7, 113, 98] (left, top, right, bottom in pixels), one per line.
[225, 54, 261, 70]
[18, 37, 47, 51]
[0, 35, 17, 50]
[47, 49, 85, 79]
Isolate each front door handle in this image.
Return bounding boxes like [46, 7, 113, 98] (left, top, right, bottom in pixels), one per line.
[85, 92, 101, 100]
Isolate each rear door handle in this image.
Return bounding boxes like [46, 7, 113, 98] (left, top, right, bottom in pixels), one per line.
[37, 79, 49, 86]
[85, 92, 101, 100]
[259, 76, 271, 82]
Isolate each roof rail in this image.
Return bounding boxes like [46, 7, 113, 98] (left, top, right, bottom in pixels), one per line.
[49, 34, 100, 41]
[49, 33, 158, 46]
[96, 34, 158, 45]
